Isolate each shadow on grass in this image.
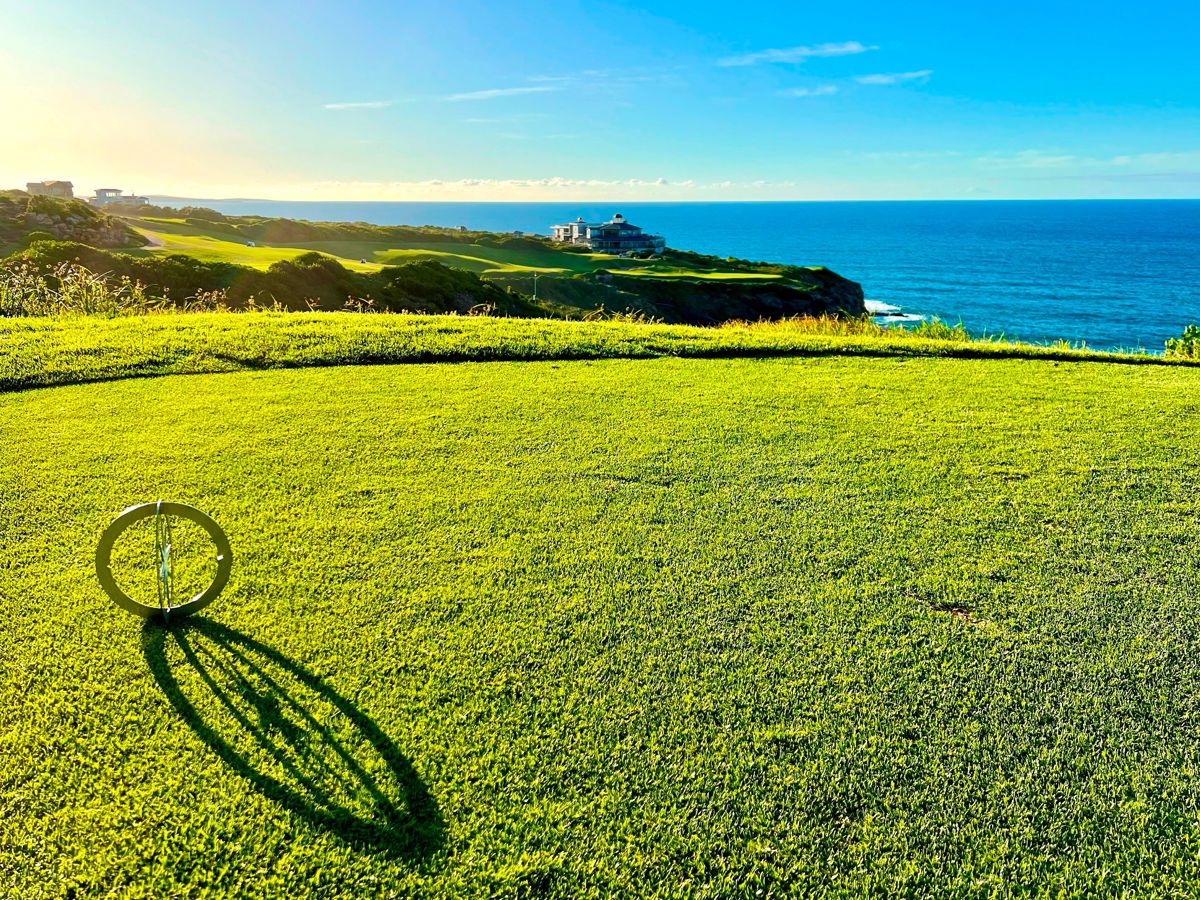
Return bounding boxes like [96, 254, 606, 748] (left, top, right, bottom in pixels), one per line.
[7, 336, 1199, 394]
[141, 618, 443, 862]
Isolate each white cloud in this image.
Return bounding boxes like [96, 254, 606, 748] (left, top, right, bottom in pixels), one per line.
[151, 176, 812, 202]
[856, 69, 933, 86]
[463, 113, 549, 125]
[497, 132, 579, 141]
[977, 150, 1078, 169]
[322, 100, 393, 110]
[780, 85, 838, 97]
[719, 41, 877, 67]
[445, 86, 559, 101]
[855, 150, 962, 160]
[978, 149, 1200, 177]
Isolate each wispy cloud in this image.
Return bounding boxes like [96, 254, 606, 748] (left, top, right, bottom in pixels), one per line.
[497, 132, 580, 141]
[978, 148, 1200, 173]
[719, 41, 877, 67]
[780, 85, 839, 97]
[322, 100, 393, 110]
[201, 176, 808, 201]
[529, 68, 686, 92]
[445, 86, 559, 102]
[854, 150, 963, 160]
[977, 150, 1078, 169]
[463, 113, 549, 125]
[856, 70, 933, 86]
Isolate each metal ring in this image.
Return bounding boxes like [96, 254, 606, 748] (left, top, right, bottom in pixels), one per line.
[96, 502, 233, 622]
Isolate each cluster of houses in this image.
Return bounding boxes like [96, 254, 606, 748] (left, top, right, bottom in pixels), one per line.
[23, 180, 149, 208]
[551, 213, 665, 255]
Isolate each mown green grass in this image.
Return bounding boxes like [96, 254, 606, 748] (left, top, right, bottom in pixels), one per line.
[126, 224, 381, 273]
[5, 347, 1200, 896]
[125, 218, 613, 275]
[1, 311, 1186, 394]
[125, 218, 785, 281]
[617, 267, 784, 281]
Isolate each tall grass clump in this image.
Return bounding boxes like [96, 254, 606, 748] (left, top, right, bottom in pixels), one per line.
[0, 262, 165, 317]
[1165, 324, 1200, 359]
[728, 314, 973, 342]
[907, 317, 971, 341]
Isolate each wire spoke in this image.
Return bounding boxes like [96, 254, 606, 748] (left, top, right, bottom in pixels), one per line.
[154, 501, 175, 613]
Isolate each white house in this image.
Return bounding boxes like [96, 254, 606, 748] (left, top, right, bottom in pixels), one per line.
[550, 213, 665, 255]
[26, 180, 74, 199]
[91, 188, 149, 207]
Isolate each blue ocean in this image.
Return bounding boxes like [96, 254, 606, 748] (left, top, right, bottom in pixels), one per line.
[157, 199, 1200, 352]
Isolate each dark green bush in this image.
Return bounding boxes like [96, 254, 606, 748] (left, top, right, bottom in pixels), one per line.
[1166, 324, 1200, 359]
[0, 241, 532, 315]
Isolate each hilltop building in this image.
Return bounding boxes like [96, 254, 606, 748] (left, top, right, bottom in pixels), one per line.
[26, 181, 74, 199]
[91, 188, 150, 207]
[550, 213, 665, 255]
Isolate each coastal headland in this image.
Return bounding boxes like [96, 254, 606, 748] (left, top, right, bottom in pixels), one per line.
[0, 190, 865, 324]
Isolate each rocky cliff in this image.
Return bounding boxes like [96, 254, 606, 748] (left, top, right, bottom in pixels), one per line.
[0, 190, 146, 249]
[490, 267, 866, 325]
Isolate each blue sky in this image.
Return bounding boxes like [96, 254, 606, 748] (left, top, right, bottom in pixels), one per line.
[1, 0, 1197, 200]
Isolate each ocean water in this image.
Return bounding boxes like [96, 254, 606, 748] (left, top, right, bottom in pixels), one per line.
[156, 198, 1200, 351]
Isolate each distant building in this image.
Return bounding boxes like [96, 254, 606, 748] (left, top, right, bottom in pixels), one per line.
[91, 188, 149, 207]
[26, 181, 74, 199]
[550, 213, 665, 255]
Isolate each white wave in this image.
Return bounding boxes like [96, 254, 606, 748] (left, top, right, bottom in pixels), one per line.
[864, 298, 902, 314]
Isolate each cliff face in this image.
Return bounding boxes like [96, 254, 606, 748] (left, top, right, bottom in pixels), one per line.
[605, 272, 865, 325]
[786, 266, 868, 318]
[0, 191, 146, 249]
[515, 268, 866, 326]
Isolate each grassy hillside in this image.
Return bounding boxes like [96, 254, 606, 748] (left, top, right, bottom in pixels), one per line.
[0, 202, 867, 324]
[4, 318, 1200, 895]
[119, 214, 821, 280]
[0, 190, 145, 251]
[2, 242, 539, 318]
[105, 210, 866, 322]
[0, 312, 1182, 393]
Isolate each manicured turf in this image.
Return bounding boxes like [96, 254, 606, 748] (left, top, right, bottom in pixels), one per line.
[125, 219, 625, 276]
[4, 327, 1200, 896]
[126, 223, 381, 273]
[617, 267, 784, 280]
[125, 218, 790, 280]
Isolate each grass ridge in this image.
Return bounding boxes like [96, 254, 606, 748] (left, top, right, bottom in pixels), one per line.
[2, 312, 1194, 394]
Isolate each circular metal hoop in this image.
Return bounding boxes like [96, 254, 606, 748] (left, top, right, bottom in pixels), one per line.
[96, 502, 233, 622]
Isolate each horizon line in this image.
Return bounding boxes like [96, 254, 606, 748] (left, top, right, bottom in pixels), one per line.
[147, 194, 1200, 204]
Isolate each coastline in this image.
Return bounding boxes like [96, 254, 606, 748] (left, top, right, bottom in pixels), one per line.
[147, 198, 1200, 352]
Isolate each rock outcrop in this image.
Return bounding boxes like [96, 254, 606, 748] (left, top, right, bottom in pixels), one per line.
[0, 190, 146, 249]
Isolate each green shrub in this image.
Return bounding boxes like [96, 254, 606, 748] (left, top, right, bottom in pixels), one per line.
[1165, 324, 1200, 359]
[20, 231, 55, 248]
[1, 242, 532, 317]
[0, 261, 162, 316]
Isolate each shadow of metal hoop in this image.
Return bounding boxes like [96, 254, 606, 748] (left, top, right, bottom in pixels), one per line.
[96, 502, 233, 623]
